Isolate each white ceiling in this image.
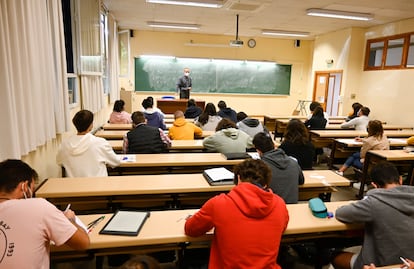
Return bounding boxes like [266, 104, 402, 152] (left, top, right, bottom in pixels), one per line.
[103, 0, 414, 39]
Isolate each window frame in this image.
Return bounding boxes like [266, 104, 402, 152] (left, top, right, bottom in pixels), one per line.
[364, 32, 414, 71]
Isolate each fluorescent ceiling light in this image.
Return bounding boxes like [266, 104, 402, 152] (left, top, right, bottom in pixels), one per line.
[146, 0, 223, 8]
[147, 21, 200, 30]
[306, 8, 373, 21]
[262, 30, 309, 37]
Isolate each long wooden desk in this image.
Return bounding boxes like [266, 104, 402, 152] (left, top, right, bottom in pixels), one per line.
[51, 201, 362, 260]
[110, 153, 242, 175]
[109, 139, 205, 153]
[102, 123, 133, 130]
[310, 130, 414, 148]
[35, 170, 351, 212]
[51, 201, 363, 260]
[328, 138, 408, 169]
[265, 115, 346, 134]
[95, 130, 213, 140]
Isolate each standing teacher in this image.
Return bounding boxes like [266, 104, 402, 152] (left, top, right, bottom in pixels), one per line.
[176, 67, 192, 99]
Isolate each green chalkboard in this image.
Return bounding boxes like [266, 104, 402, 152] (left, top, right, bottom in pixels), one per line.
[134, 57, 291, 95]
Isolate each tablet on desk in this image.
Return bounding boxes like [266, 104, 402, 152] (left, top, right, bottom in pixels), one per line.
[99, 210, 150, 236]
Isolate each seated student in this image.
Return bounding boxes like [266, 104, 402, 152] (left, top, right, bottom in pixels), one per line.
[123, 111, 171, 154]
[57, 110, 120, 177]
[109, 99, 132, 124]
[307, 101, 329, 124]
[341, 106, 370, 131]
[184, 98, 202, 119]
[118, 255, 161, 269]
[185, 159, 289, 269]
[0, 159, 90, 268]
[140, 96, 165, 116]
[194, 102, 222, 131]
[333, 161, 414, 269]
[279, 119, 315, 170]
[203, 118, 253, 153]
[217, 100, 237, 123]
[336, 120, 389, 177]
[253, 132, 304, 204]
[142, 97, 166, 130]
[346, 102, 363, 122]
[236, 111, 268, 138]
[168, 110, 203, 140]
[304, 106, 327, 130]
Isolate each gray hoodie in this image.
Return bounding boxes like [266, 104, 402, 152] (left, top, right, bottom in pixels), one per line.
[237, 118, 268, 138]
[335, 186, 414, 268]
[202, 127, 253, 153]
[261, 148, 304, 204]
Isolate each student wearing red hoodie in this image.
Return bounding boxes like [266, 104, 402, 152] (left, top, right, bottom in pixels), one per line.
[185, 159, 289, 269]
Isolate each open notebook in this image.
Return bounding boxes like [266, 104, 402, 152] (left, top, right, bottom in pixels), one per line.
[203, 167, 235, 186]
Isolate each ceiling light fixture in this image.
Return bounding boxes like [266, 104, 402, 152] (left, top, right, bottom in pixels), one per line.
[146, 0, 223, 8]
[147, 21, 200, 30]
[261, 30, 310, 37]
[306, 8, 373, 21]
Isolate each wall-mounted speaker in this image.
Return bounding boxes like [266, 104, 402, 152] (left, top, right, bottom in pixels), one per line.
[130, 30, 134, 38]
[294, 39, 301, 48]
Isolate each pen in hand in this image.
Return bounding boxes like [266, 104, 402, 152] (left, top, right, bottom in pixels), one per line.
[64, 204, 71, 213]
[400, 257, 410, 269]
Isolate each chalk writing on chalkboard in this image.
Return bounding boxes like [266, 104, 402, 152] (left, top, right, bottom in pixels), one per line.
[135, 56, 291, 95]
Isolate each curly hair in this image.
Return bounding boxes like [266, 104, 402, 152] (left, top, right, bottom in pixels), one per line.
[367, 120, 384, 139]
[233, 159, 271, 188]
[283, 119, 309, 145]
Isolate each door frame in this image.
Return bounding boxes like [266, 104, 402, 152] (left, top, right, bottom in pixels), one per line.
[313, 70, 343, 116]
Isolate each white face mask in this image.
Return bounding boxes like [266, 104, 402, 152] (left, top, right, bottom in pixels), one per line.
[22, 182, 33, 199]
[184, 72, 190, 77]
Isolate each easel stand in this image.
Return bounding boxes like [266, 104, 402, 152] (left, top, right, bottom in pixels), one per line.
[293, 100, 312, 115]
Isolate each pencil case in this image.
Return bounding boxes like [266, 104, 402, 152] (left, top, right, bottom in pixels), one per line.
[308, 197, 328, 218]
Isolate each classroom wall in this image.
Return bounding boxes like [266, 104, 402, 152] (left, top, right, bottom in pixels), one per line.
[312, 18, 414, 125]
[312, 27, 365, 116]
[121, 30, 314, 115]
[358, 18, 414, 125]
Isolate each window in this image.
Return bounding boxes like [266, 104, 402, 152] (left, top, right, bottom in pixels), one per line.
[100, 11, 109, 94]
[385, 37, 404, 67]
[118, 30, 130, 77]
[408, 35, 414, 67]
[62, 0, 79, 105]
[365, 32, 414, 70]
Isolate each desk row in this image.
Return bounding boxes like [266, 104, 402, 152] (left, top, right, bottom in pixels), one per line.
[36, 170, 351, 212]
[51, 201, 362, 260]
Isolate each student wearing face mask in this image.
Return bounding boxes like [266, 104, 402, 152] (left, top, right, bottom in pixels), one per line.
[176, 67, 192, 99]
[0, 159, 89, 269]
